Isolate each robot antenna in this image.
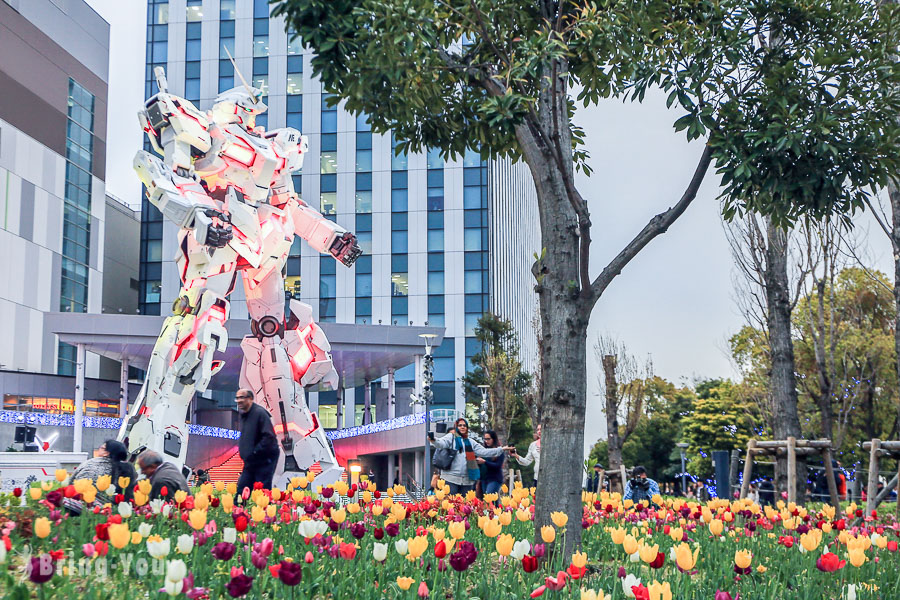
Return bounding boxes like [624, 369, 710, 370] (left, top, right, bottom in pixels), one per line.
[223, 46, 258, 104]
[154, 66, 169, 93]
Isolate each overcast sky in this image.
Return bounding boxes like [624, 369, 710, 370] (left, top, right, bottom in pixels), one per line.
[87, 1, 896, 458]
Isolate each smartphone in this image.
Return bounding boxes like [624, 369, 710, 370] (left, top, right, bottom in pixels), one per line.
[427, 432, 435, 441]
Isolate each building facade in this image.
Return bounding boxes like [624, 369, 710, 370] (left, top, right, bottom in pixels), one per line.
[0, 0, 110, 378]
[138, 0, 540, 425]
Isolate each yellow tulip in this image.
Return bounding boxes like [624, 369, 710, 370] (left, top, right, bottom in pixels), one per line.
[848, 548, 867, 567]
[189, 509, 207, 531]
[131, 532, 143, 545]
[266, 505, 277, 518]
[610, 527, 626, 545]
[516, 509, 531, 522]
[137, 479, 151, 495]
[581, 590, 608, 600]
[174, 490, 187, 504]
[255, 494, 270, 509]
[709, 519, 724, 536]
[674, 543, 698, 571]
[271, 488, 282, 501]
[498, 511, 512, 526]
[800, 533, 819, 552]
[622, 534, 639, 555]
[251, 506, 265, 523]
[540, 525, 556, 544]
[756, 565, 767, 573]
[109, 523, 130, 549]
[41, 481, 53, 491]
[408, 535, 429, 560]
[29, 487, 42, 500]
[396, 577, 415, 591]
[432, 528, 446, 541]
[448, 521, 466, 540]
[496, 534, 515, 557]
[221, 494, 234, 513]
[669, 527, 683, 542]
[734, 550, 752, 570]
[391, 505, 407, 521]
[483, 518, 502, 538]
[382, 497, 394, 510]
[35, 517, 51, 539]
[332, 508, 347, 524]
[73, 479, 91, 494]
[551, 511, 568, 528]
[226, 482, 237, 495]
[83, 487, 97, 504]
[55, 468, 67, 482]
[215, 480, 225, 492]
[639, 542, 660, 564]
[648, 581, 672, 600]
[572, 551, 587, 569]
[372, 504, 384, 516]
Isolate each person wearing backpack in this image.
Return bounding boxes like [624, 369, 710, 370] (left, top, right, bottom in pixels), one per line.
[432, 418, 506, 495]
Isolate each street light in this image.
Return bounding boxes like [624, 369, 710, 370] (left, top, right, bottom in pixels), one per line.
[676, 443, 689, 497]
[419, 333, 438, 493]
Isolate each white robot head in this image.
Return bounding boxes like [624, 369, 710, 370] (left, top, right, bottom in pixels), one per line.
[211, 86, 267, 128]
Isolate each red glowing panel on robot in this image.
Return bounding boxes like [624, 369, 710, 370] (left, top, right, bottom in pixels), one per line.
[290, 325, 316, 376]
[284, 414, 320, 437]
[210, 305, 227, 323]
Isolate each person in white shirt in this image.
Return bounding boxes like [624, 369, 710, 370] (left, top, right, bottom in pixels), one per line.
[509, 424, 541, 484]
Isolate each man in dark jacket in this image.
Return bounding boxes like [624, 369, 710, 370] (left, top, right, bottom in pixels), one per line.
[236, 389, 280, 495]
[137, 450, 189, 500]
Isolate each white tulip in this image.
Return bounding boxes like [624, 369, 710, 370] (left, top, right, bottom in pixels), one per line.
[669, 547, 678, 562]
[313, 521, 329, 537]
[510, 539, 531, 561]
[846, 584, 857, 600]
[621, 574, 641, 599]
[395, 539, 409, 555]
[176, 534, 194, 555]
[373, 542, 388, 562]
[166, 559, 187, 582]
[162, 504, 172, 518]
[117, 502, 133, 518]
[163, 579, 184, 596]
[149, 499, 165, 515]
[0, 542, 6, 563]
[223, 527, 237, 544]
[147, 537, 171, 560]
[629, 551, 641, 563]
[139, 523, 153, 537]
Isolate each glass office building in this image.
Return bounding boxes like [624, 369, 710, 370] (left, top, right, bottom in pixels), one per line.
[138, 0, 540, 423]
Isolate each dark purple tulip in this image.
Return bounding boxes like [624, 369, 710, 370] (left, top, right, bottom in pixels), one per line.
[321, 487, 334, 498]
[350, 522, 367, 539]
[211, 542, 237, 561]
[46, 490, 63, 507]
[278, 560, 303, 586]
[28, 555, 55, 584]
[251, 551, 268, 570]
[225, 573, 254, 598]
[385, 522, 400, 537]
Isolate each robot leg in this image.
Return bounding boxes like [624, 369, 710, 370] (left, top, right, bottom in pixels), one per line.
[239, 299, 343, 488]
[119, 287, 229, 471]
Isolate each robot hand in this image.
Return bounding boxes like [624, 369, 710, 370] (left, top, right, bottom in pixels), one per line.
[193, 209, 233, 248]
[328, 232, 362, 267]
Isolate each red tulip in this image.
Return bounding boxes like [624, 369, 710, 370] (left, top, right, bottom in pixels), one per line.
[816, 553, 846, 572]
[632, 584, 650, 600]
[435, 540, 447, 558]
[566, 564, 586, 579]
[650, 551, 665, 569]
[522, 554, 539, 573]
[12, 488, 22, 498]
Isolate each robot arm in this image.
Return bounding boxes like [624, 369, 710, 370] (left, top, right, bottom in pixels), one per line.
[135, 67, 232, 247]
[267, 128, 362, 267]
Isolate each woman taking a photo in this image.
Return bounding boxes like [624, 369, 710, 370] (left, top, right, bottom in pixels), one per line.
[432, 418, 505, 495]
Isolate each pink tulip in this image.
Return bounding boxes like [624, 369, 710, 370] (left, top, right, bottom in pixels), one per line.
[304, 551, 314, 564]
[417, 581, 429, 598]
[82, 543, 95, 557]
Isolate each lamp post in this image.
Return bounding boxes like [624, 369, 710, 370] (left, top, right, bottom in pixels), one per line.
[677, 442, 689, 497]
[477, 385, 489, 430]
[419, 334, 437, 492]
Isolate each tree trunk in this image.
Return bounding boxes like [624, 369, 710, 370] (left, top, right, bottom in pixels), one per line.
[602, 355, 624, 492]
[764, 217, 804, 499]
[889, 179, 900, 439]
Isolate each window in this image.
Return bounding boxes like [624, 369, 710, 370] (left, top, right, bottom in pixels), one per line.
[427, 147, 443, 169]
[287, 73, 303, 95]
[427, 229, 444, 252]
[391, 273, 408, 296]
[356, 150, 372, 172]
[391, 231, 408, 253]
[464, 228, 483, 251]
[355, 191, 372, 214]
[356, 273, 372, 296]
[428, 272, 444, 295]
[220, 0, 235, 19]
[286, 94, 302, 130]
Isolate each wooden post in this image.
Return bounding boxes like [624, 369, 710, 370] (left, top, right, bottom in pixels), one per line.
[740, 440, 756, 499]
[620, 464, 628, 493]
[822, 446, 840, 509]
[866, 439, 881, 514]
[787, 436, 797, 504]
[895, 458, 900, 517]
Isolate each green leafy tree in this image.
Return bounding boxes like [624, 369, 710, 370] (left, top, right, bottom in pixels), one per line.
[274, 0, 900, 550]
[682, 380, 759, 479]
[462, 313, 533, 450]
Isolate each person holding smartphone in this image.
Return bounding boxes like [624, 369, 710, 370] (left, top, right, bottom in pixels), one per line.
[432, 418, 505, 495]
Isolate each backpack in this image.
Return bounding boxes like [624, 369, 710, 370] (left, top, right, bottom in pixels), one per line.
[432, 438, 460, 470]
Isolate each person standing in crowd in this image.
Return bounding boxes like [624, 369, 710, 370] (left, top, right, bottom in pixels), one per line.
[432, 418, 505, 495]
[137, 450, 189, 500]
[235, 389, 280, 495]
[585, 463, 605, 493]
[624, 466, 660, 504]
[509, 424, 541, 485]
[477, 430, 506, 495]
[758, 477, 775, 506]
[695, 479, 711, 502]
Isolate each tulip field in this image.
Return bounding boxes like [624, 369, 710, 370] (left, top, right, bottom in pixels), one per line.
[0, 472, 897, 600]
